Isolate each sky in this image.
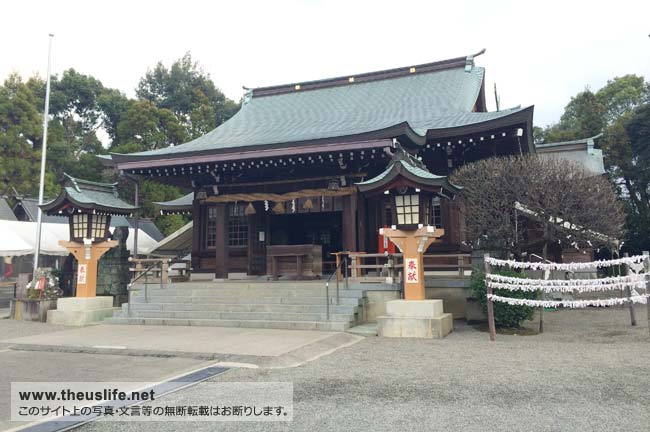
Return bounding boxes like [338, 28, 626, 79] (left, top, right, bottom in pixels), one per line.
[1, 0, 649, 128]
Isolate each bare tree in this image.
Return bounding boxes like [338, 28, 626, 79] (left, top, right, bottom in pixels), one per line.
[452, 155, 626, 332]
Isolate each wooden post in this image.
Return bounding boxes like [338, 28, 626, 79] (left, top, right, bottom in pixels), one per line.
[334, 253, 342, 282]
[214, 203, 228, 279]
[623, 252, 637, 326]
[271, 256, 278, 281]
[484, 253, 496, 342]
[191, 198, 201, 271]
[643, 251, 650, 338]
[296, 255, 303, 281]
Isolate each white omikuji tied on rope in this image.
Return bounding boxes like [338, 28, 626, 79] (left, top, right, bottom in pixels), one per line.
[486, 273, 648, 293]
[487, 293, 650, 309]
[484, 255, 650, 309]
[485, 255, 647, 271]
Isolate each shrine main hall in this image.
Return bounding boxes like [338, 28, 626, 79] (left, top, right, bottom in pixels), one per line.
[106, 50, 534, 280]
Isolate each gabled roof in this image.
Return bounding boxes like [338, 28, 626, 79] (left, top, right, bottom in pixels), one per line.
[514, 201, 617, 245]
[0, 198, 17, 221]
[41, 174, 138, 216]
[535, 134, 605, 175]
[12, 197, 66, 223]
[153, 193, 193, 215]
[357, 145, 462, 195]
[148, 221, 193, 257]
[110, 51, 534, 164]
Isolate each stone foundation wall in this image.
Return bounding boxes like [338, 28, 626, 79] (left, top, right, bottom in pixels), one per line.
[363, 291, 401, 323]
[425, 287, 469, 319]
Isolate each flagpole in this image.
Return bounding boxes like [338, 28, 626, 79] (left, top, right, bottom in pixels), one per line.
[33, 34, 54, 277]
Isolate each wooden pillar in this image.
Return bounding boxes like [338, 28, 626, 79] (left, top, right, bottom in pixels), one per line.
[357, 193, 367, 253]
[643, 251, 650, 336]
[191, 198, 201, 270]
[214, 203, 229, 278]
[623, 252, 637, 326]
[342, 194, 357, 252]
[484, 253, 496, 342]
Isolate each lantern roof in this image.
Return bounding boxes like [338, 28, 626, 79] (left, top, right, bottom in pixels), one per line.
[356, 145, 462, 196]
[40, 174, 138, 216]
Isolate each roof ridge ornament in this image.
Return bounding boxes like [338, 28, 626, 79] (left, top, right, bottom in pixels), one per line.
[465, 48, 486, 73]
[242, 86, 253, 105]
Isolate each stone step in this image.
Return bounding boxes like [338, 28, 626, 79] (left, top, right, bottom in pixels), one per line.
[132, 281, 334, 290]
[113, 310, 354, 322]
[104, 317, 350, 331]
[129, 295, 363, 306]
[122, 302, 358, 314]
[130, 287, 365, 298]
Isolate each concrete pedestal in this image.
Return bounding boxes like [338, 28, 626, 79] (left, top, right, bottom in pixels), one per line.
[47, 297, 117, 326]
[377, 299, 453, 338]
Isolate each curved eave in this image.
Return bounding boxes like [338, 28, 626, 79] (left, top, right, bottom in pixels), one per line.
[426, 106, 535, 152]
[153, 204, 193, 215]
[40, 191, 138, 217]
[111, 111, 533, 171]
[357, 162, 462, 196]
[109, 124, 416, 166]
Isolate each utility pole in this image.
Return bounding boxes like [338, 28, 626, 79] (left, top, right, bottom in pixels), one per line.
[33, 34, 54, 277]
[494, 83, 500, 112]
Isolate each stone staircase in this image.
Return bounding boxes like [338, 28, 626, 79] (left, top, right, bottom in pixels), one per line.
[105, 281, 365, 331]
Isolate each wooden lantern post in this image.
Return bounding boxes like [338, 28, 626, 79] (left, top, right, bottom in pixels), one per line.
[39, 174, 139, 298]
[59, 240, 118, 297]
[380, 226, 445, 300]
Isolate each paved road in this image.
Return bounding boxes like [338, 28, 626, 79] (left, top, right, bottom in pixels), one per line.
[0, 350, 211, 431]
[3, 324, 341, 357]
[79, 306, 650, 432]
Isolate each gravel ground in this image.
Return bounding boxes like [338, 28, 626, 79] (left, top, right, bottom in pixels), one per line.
[77, 305, 650, 432]
[0, 318, 70, 340]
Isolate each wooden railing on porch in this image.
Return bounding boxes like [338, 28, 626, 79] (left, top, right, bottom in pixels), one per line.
[421, 254, 472, 278]
[344, 252, 472, 283]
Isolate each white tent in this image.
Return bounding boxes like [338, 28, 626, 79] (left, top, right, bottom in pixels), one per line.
[1, 228, 34, 256]
[0, 220, 157, 257]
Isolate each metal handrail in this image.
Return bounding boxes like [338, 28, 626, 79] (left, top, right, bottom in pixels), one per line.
[127, 259, 167, 317]
[324, 255, 348, 321]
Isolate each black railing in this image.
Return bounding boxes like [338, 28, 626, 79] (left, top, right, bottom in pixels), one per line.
[324, 256, 348, 321]
[127, 259, 168, 317]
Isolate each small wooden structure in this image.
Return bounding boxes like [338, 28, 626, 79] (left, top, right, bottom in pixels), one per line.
[267, 244, 322, 280]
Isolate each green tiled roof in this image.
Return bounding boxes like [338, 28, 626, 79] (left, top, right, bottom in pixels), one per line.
[153, 192, 193, 214]
[356, 147, 461, 195]
[41, 174, 138, 216]
[112, 53, 529, 160]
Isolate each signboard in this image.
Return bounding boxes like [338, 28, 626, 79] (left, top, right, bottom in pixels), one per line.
[77, 264, 87, 285]
[405, 258, 418, 284]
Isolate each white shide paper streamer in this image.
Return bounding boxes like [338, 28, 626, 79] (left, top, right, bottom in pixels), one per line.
[487, 293, 650, 308]
[486, 273, 648, 293]
[485, 255, 646, 271]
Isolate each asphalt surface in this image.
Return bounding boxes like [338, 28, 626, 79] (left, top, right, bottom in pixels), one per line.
[0, 319, 215, 432]
[74, 305, 650, 432]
